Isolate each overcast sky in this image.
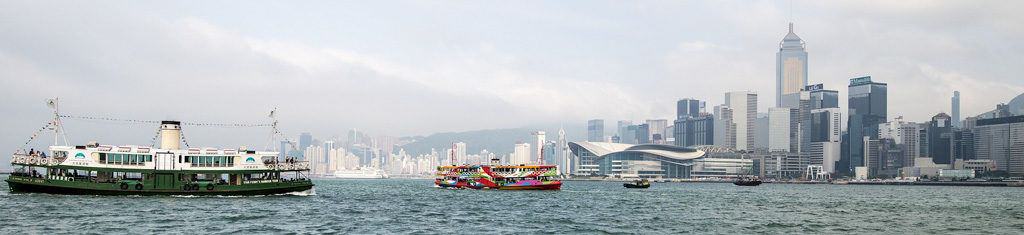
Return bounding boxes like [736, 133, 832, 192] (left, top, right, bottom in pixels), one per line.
[2, 1, 1023, 160]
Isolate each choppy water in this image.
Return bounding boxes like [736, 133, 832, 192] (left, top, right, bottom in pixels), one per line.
[2, 175, 1024, 234]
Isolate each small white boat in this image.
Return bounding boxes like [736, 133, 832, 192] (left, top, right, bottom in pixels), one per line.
[329, 167, 389, 179]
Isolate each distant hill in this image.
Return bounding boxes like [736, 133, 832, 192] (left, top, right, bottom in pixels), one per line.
[397, 124, 586, 156]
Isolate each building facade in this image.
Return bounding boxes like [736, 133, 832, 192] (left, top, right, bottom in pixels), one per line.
[568, 142, 706, 179]
[587, 119, 604, 142]
[725, 91, 758, 151]
[777, 23, 809, 108]
[973, 115, 1024, 175]
[844, 76, 887, 175]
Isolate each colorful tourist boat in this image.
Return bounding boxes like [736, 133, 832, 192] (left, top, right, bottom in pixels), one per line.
[5, 102, 313, 196]
[434, 165, 562, 190]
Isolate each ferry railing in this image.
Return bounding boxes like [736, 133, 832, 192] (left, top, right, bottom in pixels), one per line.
[10, 154, 62, 166]
[263, 161, 311, 171]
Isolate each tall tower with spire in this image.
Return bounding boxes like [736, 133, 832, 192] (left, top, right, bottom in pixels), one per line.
[777, 22, 809, 108]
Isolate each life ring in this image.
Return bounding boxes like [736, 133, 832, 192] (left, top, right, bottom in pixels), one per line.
[119, 183, 129, 190]
[206, 184, 215, 191]
[29, 158, 37, 165]
[135, 184, 144, 190]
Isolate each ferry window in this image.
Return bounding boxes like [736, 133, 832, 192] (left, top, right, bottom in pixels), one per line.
[99, 153, 106, 163]
[146, 155, 152, 162]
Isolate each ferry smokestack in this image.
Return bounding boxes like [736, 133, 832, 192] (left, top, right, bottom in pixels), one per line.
[160, 121, 182, 150]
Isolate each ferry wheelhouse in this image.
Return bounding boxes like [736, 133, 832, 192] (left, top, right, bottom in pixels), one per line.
[6, 119, 314, 196]
[434, 165, 562, 190]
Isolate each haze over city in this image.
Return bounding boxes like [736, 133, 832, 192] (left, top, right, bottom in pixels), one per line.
[2, 1, 1023, 161]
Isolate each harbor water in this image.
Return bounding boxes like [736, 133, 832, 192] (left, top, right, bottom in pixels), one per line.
[2, 175, 1023, 234]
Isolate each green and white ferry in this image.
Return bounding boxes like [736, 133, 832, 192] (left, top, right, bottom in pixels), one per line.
[6, 106, 313, 195]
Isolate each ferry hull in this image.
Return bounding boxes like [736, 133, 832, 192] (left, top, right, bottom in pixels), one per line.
[498, 182, 562, 190]
[434, 180, 561, 190]
[5, 177, 314, 196]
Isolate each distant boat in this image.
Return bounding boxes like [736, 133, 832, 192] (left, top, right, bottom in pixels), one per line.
[330, 167, 389, 179]
[734, 177, 762, 186]
[623, 179, 650, 189]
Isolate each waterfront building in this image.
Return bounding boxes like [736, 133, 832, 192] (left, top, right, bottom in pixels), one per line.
[568, 142, 706, 178]
[587, 119, 605, 142]
[713, 105, 736, 148]
[928, 113, 954, 164]
[777, 22, 809, 108]
[973, 115, 1024, 175]
[844, 76, 887, 175]
[691, 157, 754, 178]
[725, 91, 758, 151]
[805, 141, 840, 174]
[900, 158, 952, 178]
[753, 152, 807, 179]
[952, 91, 962, 128]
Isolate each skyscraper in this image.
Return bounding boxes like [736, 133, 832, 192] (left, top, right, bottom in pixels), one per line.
[777, 23, 809, 108]
[299, 132, 313, 159]
[556, 128, 571, 175]
[615, 120, 633, 142]
[725, 91, 757, 151]
[674, 114, 714, 147]
[512, 142, 531, 165]
[845, 76, 887, 175]
[645, 119, 668, 144]
[928, 113, 953, 164]
[768, 107, 798, 152]
[952, 91, 962, 128]
[807, 84, 840, 109]
[587, 119, 604, 142]
[713, 105, 736, 149]
[636, 124, 651, 144]
[973, 116, 1024, 175]
[677, 98, 704, 120]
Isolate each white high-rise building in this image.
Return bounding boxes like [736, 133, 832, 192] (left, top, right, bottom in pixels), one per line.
[556, 128, 571, 175]
[532, 131, 546, 164]
[512, 143, 531, 165]
[713, 105, 736, 149]
[725, 91, 758, 151]
[645, 119, 669, 144]
[454, 142, 467, 164]
[768, 107, 794, 152]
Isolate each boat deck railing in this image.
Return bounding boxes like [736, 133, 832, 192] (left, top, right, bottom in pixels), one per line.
[264, 161, 310, 171]
[10, 154, 63, 166]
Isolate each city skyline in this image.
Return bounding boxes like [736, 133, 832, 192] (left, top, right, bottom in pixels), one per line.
[2, 1, 1023, 166]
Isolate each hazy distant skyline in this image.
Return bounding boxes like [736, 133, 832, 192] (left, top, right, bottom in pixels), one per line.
[2, 1, 1023, 153]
